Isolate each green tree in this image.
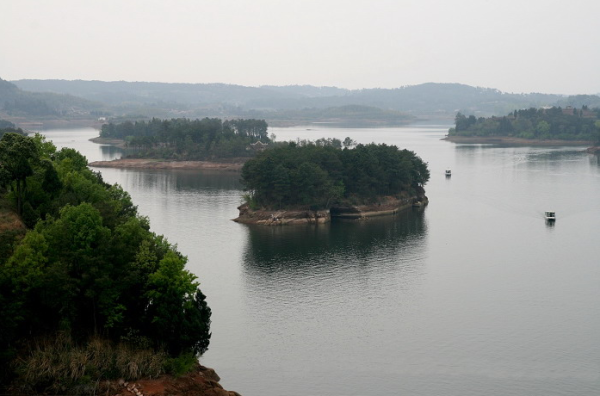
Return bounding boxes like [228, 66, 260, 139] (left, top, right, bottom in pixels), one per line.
[0, 133, 39, 215]
[271, 164, 290, 207]
[145, 251, 211, 355]
[536, 120, 551, 138]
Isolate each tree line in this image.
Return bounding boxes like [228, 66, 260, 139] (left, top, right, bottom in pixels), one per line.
[100, 117, 270, 160]
[0, 132, 211, 392]
[450, 106, 600, 141]
[241, 140, 430, 209]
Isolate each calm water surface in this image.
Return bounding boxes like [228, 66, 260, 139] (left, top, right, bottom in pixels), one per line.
[37, 126, 600, 396]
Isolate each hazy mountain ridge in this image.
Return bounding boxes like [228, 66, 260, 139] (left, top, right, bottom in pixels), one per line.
[0, 79, 102, 118]
[5, 78, 600, 125]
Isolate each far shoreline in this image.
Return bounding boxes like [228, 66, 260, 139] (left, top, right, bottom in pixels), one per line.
[442, 135, 593, 146]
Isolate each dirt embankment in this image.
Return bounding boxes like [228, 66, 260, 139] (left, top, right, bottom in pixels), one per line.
[89, 158, 245, 171]
[443, 136, 593, 146]
[101, 365, 240, 396]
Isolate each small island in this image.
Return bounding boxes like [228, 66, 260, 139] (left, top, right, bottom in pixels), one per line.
[444, 106, 600, 147]
[98, 117, 270, 160]
[88, 117, 273, 172]
[235, 139, 430, 225]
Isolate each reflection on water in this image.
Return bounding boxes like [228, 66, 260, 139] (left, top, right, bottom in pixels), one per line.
[241, 209, 429, 315]
[99, 144, 130, 159]
[243, 209, 427, 274]
[236, 209, 430, 396]
[100, 168, 242, 193]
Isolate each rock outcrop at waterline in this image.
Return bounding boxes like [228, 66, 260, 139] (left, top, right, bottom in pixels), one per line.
[234, 204, 330, 225]
[233, 195, 428, 225]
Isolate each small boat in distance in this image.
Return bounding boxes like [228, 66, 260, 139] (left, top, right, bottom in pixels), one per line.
[545, 211, 556, 221]
[445, 169, 452, 177]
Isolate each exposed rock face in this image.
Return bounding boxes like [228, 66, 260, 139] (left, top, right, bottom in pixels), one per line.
[233, 194, 428, 225]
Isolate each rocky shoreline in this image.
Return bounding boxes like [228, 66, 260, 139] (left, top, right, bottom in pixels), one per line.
[234, 195, 427, 225]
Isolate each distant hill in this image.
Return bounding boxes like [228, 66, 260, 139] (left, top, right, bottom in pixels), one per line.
[8, 78, 600, 126]
[0, 78, 101, 119]
[249, 104, 415, 127]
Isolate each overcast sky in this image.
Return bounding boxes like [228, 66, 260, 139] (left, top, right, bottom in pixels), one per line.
[2, 0, 599, 94]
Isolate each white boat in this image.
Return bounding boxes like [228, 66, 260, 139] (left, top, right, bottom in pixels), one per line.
[445, 169, 451, 176]
[544, 211, 556, 221]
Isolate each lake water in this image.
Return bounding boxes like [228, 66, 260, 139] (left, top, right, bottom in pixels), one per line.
[36, 125, 600, 396]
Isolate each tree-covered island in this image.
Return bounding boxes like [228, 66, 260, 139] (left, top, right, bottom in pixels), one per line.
[99, 117, 270, 160]
[447, 106, 600, 144]
[236, 139, 430, 224]
[0, 129, 222, 395]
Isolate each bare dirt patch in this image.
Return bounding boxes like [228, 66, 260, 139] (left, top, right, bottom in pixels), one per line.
[89, 158, 245, 171]
[102, 365, 241, 396]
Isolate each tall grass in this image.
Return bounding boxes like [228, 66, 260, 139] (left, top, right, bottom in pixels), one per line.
[14, 332, 169, 394]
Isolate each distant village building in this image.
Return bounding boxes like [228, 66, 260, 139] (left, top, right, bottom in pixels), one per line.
[248, 141, 269, 152]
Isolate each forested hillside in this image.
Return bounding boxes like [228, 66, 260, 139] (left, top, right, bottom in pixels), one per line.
[16, 79, 600, 121]
[0, 78, 100, 118]
[9, 78, 600, 126]
[0, 132, 211, 394]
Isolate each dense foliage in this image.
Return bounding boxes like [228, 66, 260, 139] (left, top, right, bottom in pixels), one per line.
[0, 133, 211, 391]
[241, 140, 429, 209]
[449, 106, 600, 141]
[100, 117, 270, 159]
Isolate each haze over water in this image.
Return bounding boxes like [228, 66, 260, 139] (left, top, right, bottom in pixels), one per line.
[38, 125, 600, 396]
